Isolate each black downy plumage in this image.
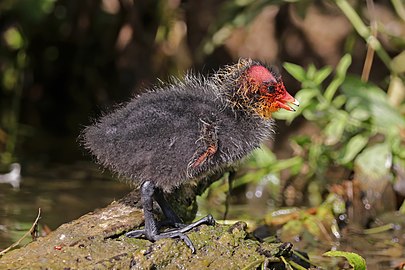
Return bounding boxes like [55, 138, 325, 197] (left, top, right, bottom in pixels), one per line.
[82, 58, 299, 253]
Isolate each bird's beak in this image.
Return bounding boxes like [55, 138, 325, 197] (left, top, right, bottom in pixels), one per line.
[278, 91, 299, 111]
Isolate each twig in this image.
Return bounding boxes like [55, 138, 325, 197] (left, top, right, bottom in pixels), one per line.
[363, 223, 395, 234]
[361, 0, 377, 82]
[335, 0, 392, 69]
[223, 171, 235, 221]
[0, 208, 41, 256]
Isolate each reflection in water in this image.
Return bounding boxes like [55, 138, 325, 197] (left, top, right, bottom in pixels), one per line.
[0, 162, 131, 247]
[0, 163, 21, 189]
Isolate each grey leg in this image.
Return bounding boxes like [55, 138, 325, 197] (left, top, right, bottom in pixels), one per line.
[154, 188, 183, 227]
[125, 181, 215, 253]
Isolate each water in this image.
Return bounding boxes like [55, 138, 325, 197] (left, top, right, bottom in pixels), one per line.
[0, 162, 131, 247]
[1, 163, 405, 269]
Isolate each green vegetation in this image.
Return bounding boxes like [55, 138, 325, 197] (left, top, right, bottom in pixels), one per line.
[273, 54, 405, 194]
[324, 250, 367, 270]
[1, 0, 405, 268]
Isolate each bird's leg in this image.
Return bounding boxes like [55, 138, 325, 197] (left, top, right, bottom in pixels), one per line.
[152, 190, 216, 253]
[125, 180, 158, 238]
[154, 188, 184, 228]
[154, 189, 216, 230]
[126, 181, 216, 253]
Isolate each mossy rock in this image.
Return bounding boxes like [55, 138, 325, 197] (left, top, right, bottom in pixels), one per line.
[0, 190, 303, 269]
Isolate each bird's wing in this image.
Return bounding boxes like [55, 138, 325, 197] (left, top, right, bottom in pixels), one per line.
[188, 118, 219, 169]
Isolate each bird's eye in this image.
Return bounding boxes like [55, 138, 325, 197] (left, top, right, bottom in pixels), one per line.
[267, 85, 276, 93]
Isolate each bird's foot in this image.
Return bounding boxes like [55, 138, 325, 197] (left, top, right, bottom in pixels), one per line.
[158, 220, 186, 229]
[126, 214, 215, 253]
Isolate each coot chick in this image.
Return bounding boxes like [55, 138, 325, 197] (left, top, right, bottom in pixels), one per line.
[82, 58, 298, 252]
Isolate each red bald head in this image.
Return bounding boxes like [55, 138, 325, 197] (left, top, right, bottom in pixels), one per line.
[241, 64, 299, 117]
[246, 65, 277, 84]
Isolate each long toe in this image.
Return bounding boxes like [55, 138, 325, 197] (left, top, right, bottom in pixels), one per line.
[125, 229, 145, 238]
[154, 230, 196, 254]
[126, 215, 215, 253]
[177, 214, 216, 234]
[204, 214, 216, 226]
[125, 227, 197, 253]
[158, 220, 187, 229]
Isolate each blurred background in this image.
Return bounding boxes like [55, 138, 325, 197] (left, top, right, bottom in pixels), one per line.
[1, 0, 405, 268]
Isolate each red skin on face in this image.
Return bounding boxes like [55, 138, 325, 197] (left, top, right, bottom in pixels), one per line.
[247, 65, 278, 84]
[244, 65, 298, 116]
[81, 59, 299, 252]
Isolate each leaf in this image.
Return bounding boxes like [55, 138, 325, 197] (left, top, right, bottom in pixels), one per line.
[336, 54, 352, 77]
[301, 103, 320, 121]
[354, 143, 391, 179]
[350, 107, 370, 122]
[338, 134, 368, 164]
[295, 88, 318, 105]
[341, 76, 405, 132]
[270, 156, 303, 173]
[307, 64, 317, 80]
[332, 95, 347, 109]
[324, 54, 352, 102]
[324, 112, 348, 145]
[313, 66, 332, 85]
[283, 62, 306, 82]
[251, 146, 276, 167]
[391, 51, 405, 74]
[323, 251, 366, 270]
[387, 75, 405, 107]
[274, 87, 318, 122]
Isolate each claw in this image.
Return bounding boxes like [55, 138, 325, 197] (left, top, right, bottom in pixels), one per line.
[157, 231, 196, 253]
[205, 214, 216, 226]
[130, 181, 215, 253]
[177, 233, 195, 254]
[125, 214, 215, 253]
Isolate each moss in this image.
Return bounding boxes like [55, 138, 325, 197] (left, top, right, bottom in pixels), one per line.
[0, 191, 302, 269]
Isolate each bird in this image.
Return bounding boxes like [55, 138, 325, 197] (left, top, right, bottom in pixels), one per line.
[81, 58, 298, 253]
